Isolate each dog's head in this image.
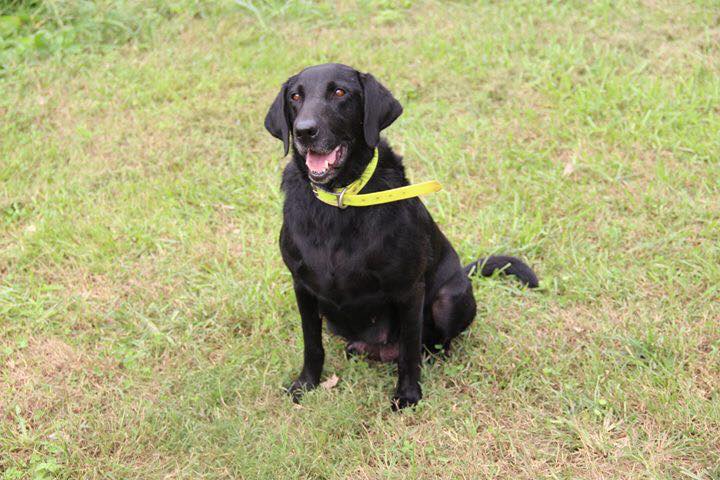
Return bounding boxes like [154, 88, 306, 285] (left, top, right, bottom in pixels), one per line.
[264, 63, 402, 185]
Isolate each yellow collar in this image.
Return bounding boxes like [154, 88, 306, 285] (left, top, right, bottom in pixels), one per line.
[311, 150, 442, 209]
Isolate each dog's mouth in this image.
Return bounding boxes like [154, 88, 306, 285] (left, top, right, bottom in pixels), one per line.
[305, 145, 346, 183]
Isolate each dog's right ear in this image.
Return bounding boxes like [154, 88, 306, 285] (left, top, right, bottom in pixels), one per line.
[264, 81, 290, 156]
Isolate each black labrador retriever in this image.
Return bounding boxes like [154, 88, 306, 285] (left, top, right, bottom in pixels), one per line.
[265, 63, 538, 410]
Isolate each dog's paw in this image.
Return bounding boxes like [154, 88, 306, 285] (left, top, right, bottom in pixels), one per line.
[391, 386, 422, 411]
[286, 378, 318, 403]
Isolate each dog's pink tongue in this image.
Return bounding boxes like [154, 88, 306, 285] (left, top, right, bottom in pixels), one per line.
[306, 149, 337, 172]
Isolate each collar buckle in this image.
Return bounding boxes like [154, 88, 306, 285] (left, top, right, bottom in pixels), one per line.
[336, 186, 349, 209]
[311, 183, 349, 209]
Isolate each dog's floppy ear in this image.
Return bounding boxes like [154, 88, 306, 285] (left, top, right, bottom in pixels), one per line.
[359, 72, 403, 148]
[264, 81, 290, 155]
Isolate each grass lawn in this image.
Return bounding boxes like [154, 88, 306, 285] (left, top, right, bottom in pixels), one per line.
[1, 0, 719, 478]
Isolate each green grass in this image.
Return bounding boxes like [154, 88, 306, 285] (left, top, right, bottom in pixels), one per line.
[1, 0, 719, 478]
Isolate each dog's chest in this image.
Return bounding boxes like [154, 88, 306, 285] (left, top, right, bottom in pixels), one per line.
[281, 217, 411, 307]
[291, 235, 384, 302]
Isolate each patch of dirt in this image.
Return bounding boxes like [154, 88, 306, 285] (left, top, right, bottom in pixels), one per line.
[4, 338, 84, 385]
[37, 259, 174, 315]
[1, 337, 87, 418]
[41, 268, 120, 306]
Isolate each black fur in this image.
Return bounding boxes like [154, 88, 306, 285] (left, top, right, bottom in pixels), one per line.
[265, 63, 538, 410]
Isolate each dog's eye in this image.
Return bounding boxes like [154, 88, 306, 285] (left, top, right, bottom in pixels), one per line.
[290, 93, 301, 101]
[334, 89, 346, 97]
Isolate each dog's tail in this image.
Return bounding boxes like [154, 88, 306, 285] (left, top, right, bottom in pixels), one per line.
[464, 255, 539, 288]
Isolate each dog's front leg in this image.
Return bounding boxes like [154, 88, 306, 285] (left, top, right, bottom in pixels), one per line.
[287, 282, 324, 403]
[392, 283, 424, 410]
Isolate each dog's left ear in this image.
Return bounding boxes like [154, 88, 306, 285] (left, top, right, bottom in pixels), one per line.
[264, 81, 290, 156]
[359, 72, 403, 148]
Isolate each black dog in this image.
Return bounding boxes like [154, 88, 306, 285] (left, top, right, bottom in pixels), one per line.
[265, 63, 538, 410]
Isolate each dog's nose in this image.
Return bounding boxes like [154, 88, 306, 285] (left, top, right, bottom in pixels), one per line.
[294, 119, 319, 141]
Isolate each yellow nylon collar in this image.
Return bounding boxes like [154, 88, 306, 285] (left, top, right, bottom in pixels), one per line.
[311, 150, 442, 209]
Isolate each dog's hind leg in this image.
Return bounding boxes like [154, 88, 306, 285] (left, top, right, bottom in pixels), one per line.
[425, 270, 477, 353]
